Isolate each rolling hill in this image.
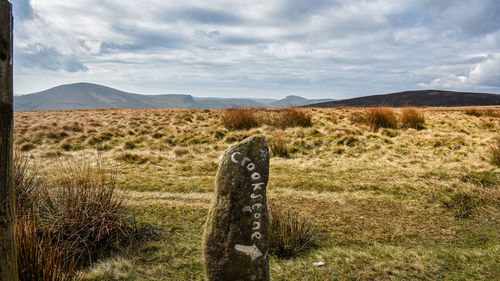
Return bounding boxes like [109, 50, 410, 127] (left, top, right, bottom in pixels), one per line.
[14, 82, 332, 111]
[308, 90, 500, 107]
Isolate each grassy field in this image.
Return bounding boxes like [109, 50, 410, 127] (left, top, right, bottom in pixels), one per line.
[14, 106, 500, 280]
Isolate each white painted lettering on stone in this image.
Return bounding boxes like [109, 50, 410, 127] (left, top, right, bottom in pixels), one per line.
[250, 193, 263, 199]
[251, 232, 262, 240]
[235, 244, 263, 261]
[241, 157, 251, 167]
[251, 182, 264, 191]
[231, 152, 242, 163]
[251, 172, 261, 180]
[254, 213, 261, 219]
[247, 163, 256, 171]
[252, 203, 262, 210]
[252, 222, 261, 230]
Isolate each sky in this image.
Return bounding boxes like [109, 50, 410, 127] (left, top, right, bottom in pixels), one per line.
[11, 0, 500, 99]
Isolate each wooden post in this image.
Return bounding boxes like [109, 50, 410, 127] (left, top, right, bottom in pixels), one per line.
[0, 1, 17, 280]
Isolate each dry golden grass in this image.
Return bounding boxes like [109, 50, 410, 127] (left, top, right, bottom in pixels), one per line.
[269, 133, 289, 158]
[465, 108, 500, 118]
[13, 105, 500, 280]
[491, 137, 500, 167]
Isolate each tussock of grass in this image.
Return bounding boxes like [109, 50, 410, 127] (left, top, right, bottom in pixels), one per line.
[349, 111, 367, 125]
[39, 158, 130, 265]
[365, 107, 398, 130]
[14, 152, 134, 275]
[14, 151, 44, 215]
[465, 108, 500, 118]
[465, 108, 483, 117]
[483, 109, 500, 118]
[491, 137, 500, 167]
[20, 142, 35, 151]
[444, 192, 480, 219]
[269, 205, 318, 258]
[277, 107, 312, 128]
[16, 215, 79, 281]
[461, 170, 500, 188]
[269, 133, 289, 158]
[401, 107, 425, 129]
[221, 108, 259, 130]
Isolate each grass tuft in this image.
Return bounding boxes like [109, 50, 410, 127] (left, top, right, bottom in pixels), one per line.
[465, 108, 483, 117]
[38, 158, 130, 265]
[365, 107, 398, 130]
[269, 206, 318, 258]
[221, 108, 259, 130]
[16, 215, 79, 281]
[14, 151, 44, 215]
[269, 133, 289, 158]
[461, 170, 500, 188]
[491, 137, 500, 167]
[465, 108, 500, 118]
[278, 107, 312, 128]
[401, 107, 425, 129]
[444, 192, 479, 219]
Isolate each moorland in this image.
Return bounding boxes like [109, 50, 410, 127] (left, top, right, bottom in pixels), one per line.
[13, 106, 500, 280]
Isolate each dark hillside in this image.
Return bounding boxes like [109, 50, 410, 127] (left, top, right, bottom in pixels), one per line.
[308, 90, 500, 107]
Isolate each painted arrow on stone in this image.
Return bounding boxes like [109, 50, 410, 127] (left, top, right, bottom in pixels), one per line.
[235, 244, 263, 261]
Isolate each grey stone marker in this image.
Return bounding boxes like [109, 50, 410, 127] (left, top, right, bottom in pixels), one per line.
[203, 135, 270, 281]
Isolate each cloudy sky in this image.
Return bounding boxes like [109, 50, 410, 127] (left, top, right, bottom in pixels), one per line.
[11, 0, 500, 99]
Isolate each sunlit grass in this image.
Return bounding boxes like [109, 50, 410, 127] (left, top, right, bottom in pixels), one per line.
[13, 106, 500, 280]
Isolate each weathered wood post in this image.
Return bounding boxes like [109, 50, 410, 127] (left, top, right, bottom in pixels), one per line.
[0, 1, 17, 280]
[203, 135, 270, 281]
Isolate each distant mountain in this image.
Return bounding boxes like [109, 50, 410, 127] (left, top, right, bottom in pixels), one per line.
[307, 90, 500, 107]
[14, 82, 334, 111]
[270, 95, 333, 107]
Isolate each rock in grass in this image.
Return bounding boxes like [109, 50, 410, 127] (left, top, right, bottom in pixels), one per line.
[203, 135, 270, 281]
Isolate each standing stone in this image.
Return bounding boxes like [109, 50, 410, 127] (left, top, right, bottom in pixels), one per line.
[203, 135, 270, 281]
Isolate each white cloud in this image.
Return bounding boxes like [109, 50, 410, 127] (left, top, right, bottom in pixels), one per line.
[418, 54, 500, 89]
[11, 0, 500, 97]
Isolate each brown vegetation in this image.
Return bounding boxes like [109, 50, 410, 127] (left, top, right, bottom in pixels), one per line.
[221, 108, 259, 130]
[276, 107, 312, 128]
[365, 107, 398, 130]
[14, 153, 133, 280]
[16, 216, 78, 281]
[465, 108, 500, 117]
[401, 107, 426, 129]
